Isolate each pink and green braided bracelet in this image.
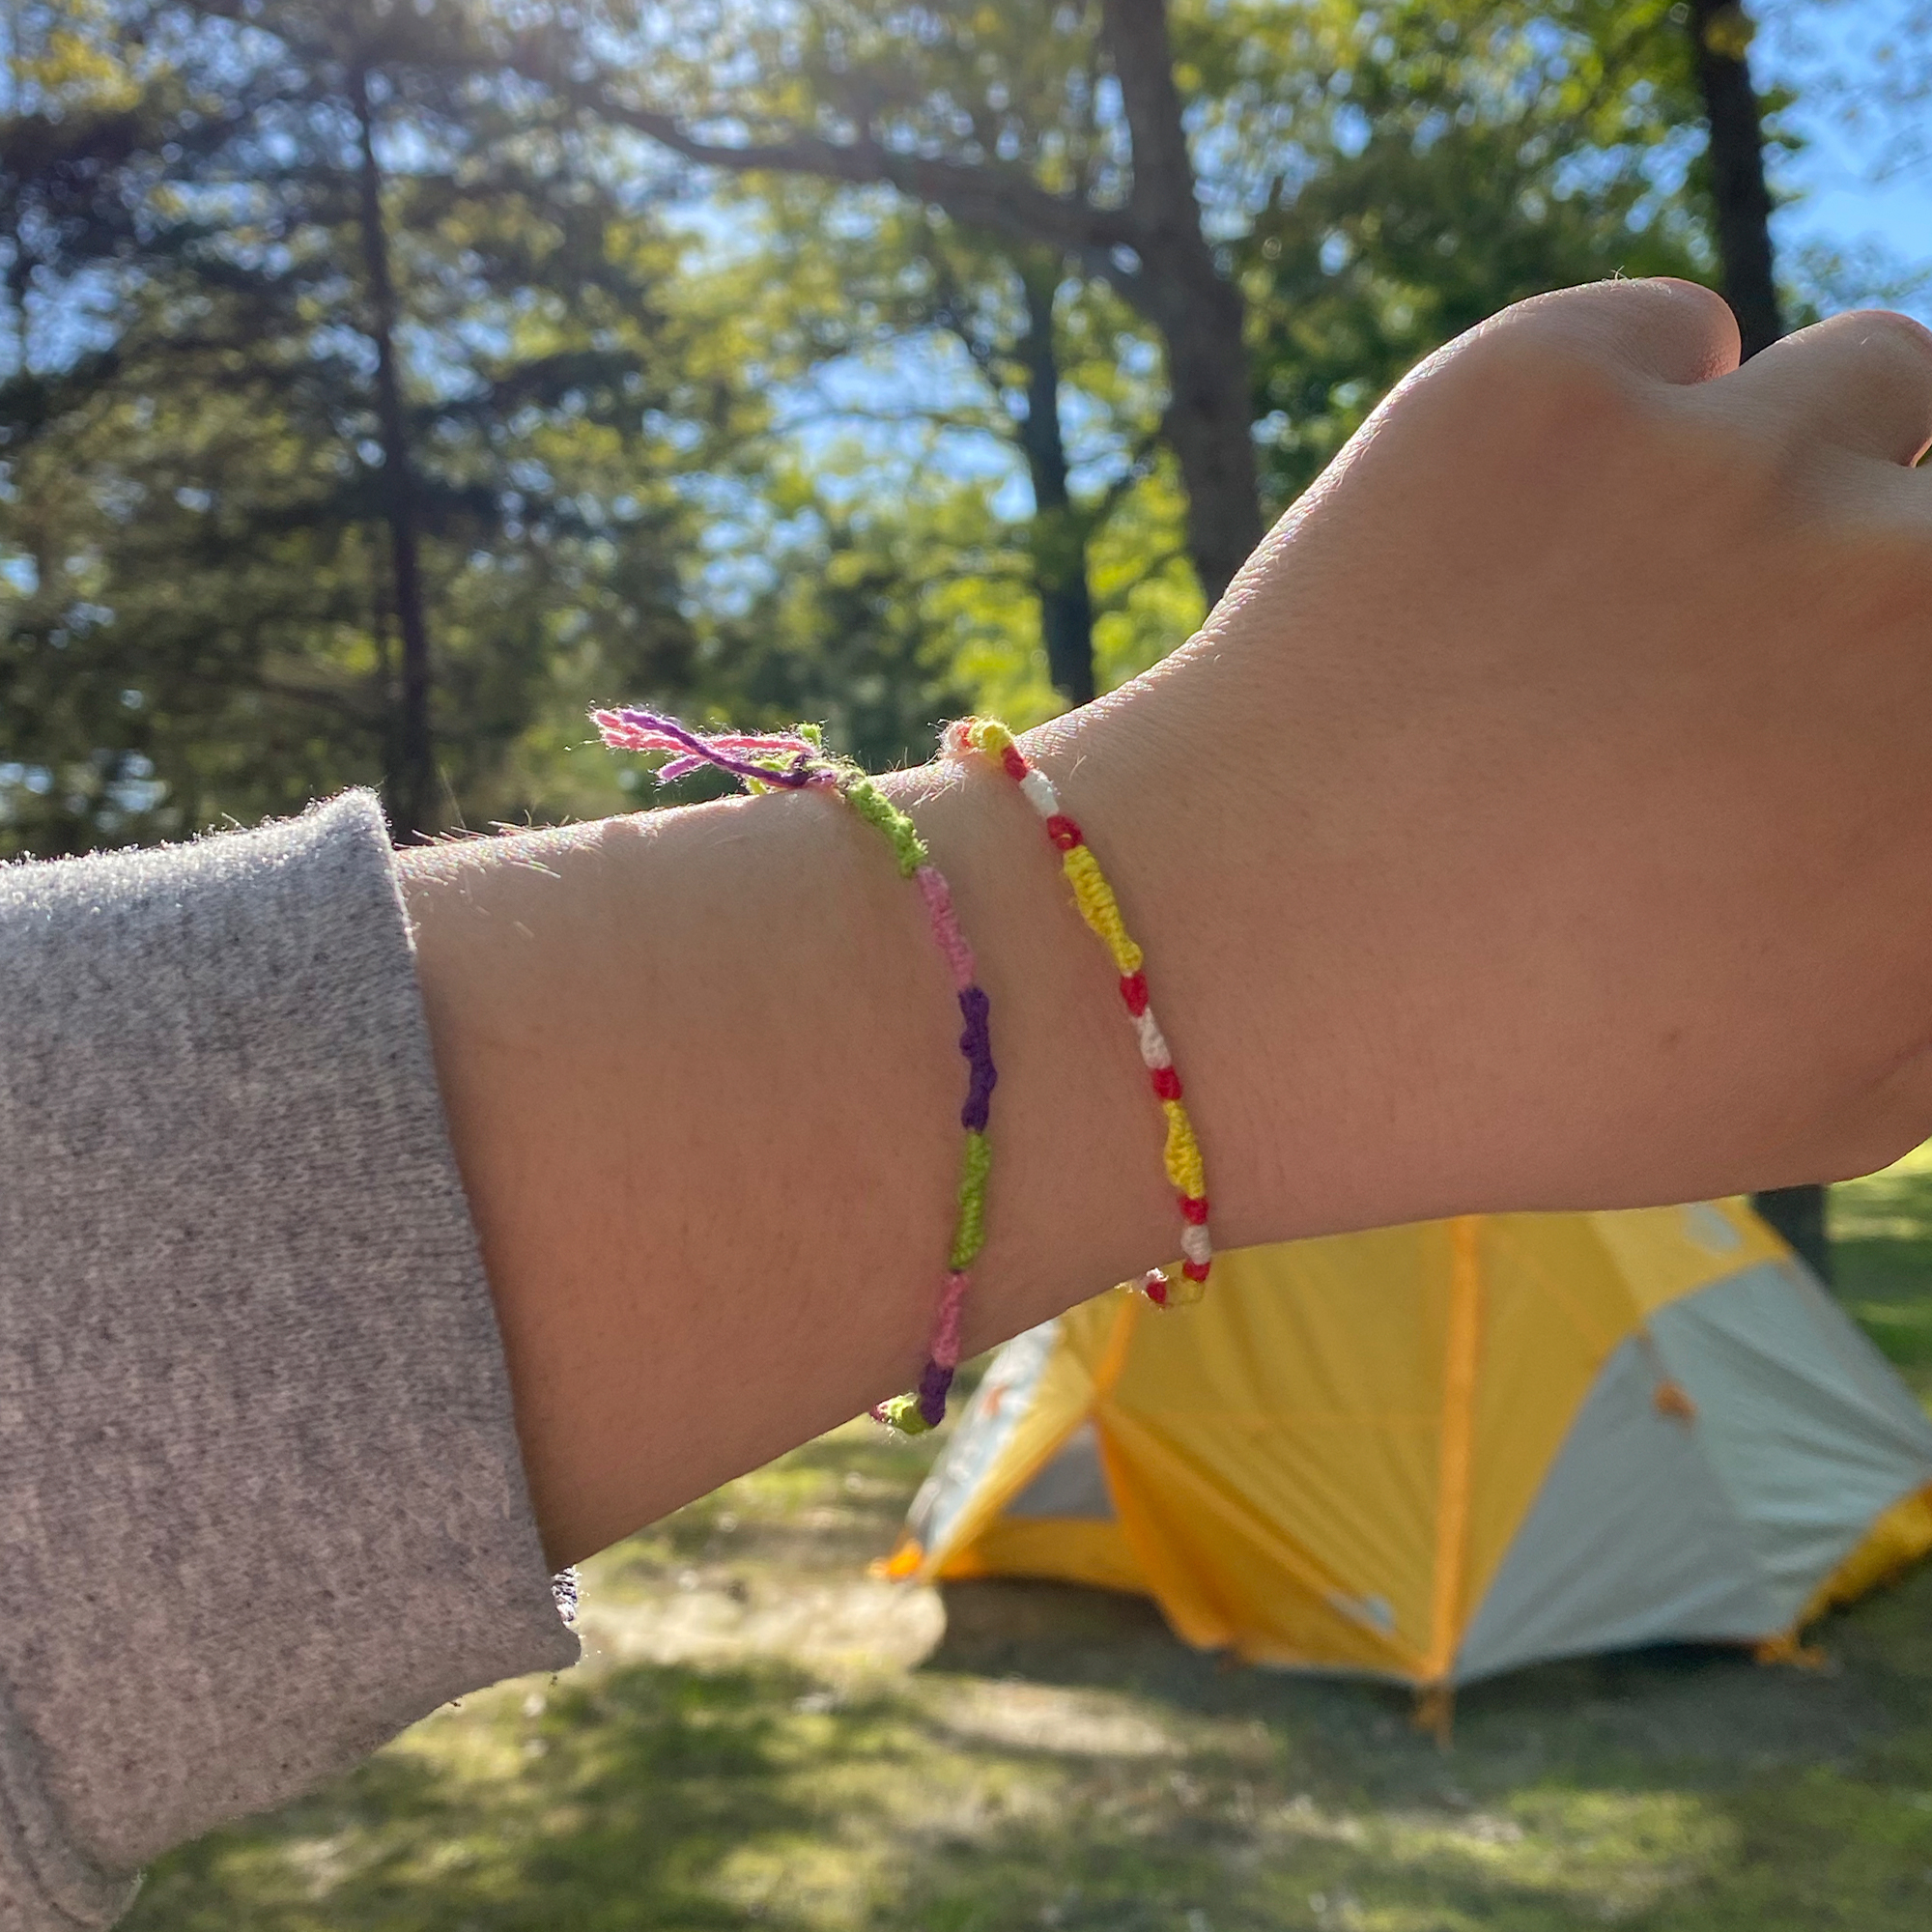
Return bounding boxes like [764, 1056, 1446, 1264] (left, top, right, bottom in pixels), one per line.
[593, 707, 994, 1433]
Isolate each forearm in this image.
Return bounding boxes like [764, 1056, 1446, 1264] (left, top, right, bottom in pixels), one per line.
[400, 719, 1186, 1568]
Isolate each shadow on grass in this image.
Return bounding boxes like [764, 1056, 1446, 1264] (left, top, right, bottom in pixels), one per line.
[1833, 1166, 1932, 1398]
[126, 1662, 847, 1932]
[908, 1564, 1932, 1929]
[122, 1571, 1932, 1932]
[128, 1625, 1932, 1932]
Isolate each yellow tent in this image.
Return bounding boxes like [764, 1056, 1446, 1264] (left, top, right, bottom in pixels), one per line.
[888, 1204, 1932, 1704]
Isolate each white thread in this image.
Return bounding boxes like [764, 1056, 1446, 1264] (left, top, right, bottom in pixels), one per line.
[1180, 1223, 1213, 1266]
[1135, 1009, 1171, 1069]
[1018, 769, 1060, 818]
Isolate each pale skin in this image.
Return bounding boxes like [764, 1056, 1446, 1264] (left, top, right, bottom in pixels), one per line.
[400, 279, 1932, 1571]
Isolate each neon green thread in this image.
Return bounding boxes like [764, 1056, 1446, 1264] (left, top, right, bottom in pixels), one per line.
[878, 1391, 934, 1435]
[948, 1130, 993, 1271]
[837, 771, 928, 877]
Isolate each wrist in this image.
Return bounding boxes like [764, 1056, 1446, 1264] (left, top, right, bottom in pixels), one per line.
[401, 751, 1180, 1566]
[878, 753, 1179, 1340]
[1013, 675, 1413, 1254]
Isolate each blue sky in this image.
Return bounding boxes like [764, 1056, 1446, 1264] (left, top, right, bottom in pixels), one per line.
[1763, 0, 1931, 321]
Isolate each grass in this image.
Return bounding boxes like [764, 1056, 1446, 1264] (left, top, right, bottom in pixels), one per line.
[126, 1173, 1932, 1932]
[1831, 1147, 1932, 1403]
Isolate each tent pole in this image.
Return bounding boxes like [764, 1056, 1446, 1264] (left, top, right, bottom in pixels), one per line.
[1419, 1216, 1485, 1739]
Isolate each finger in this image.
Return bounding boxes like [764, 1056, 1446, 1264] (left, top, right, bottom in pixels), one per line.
[1717, 308, 1932, 467]
[1482, 277, 1742, 387]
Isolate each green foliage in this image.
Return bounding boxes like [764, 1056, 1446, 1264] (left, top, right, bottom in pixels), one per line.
[727, 186, 1193, 710]
[1203, 0, 1717, 505]
[702, 498, 980, 774]
[0, 0, 1866, 851]
[1, 0, 724, 851]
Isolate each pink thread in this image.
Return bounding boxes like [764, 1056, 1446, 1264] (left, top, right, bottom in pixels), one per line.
[931, 1271, 971, 1371]
[589, 710, 826, 786]
[597, 703, 1001, 1435]
[592, 713, 818, 760]
[915, 866, 977, 991]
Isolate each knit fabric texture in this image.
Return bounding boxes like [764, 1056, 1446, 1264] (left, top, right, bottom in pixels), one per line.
[0, 793, 578, 1927]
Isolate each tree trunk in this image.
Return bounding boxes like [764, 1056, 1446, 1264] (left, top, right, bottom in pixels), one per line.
[1688, 1, 1783, 359]
[604, 0, 1264, 605]
[1014, 261, 1097, 705]
[1752, 1183, 1832, 1280]
[1687, 6, 1830, 1279]
[1098, 0, 1263, 602]
[350, 62, 438, 841]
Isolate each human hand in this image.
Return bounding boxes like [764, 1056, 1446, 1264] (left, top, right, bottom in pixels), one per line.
[407, 278, 1932, 1562]
[1042, 278, 1932, 1240]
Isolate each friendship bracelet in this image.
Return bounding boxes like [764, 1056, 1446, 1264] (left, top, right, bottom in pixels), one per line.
[593, 707, 994, 1432]
[943, 717, 1212, 1307]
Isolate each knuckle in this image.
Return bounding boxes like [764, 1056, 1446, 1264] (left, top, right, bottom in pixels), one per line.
[1791, 308, 1932, 418]
[1830, 306, 1932, 369]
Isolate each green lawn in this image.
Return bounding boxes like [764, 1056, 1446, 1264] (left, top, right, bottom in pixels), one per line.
[128, 1172, 1932, 1932]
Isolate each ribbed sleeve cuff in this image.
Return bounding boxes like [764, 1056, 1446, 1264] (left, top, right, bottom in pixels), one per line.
[0, 794, 578, 1924]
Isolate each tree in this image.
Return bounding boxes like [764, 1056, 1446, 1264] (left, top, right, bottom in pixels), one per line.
[565, 0, 1264, 606]
[716, 163, 1184, 709]
[698, 469, 980, 774]
[1207, 2, 1710, 504]
[2, 0, 721, 853]
[347, 49, 438, 837]
[1689, 0, 1782, 355]
[569, 0, 1769, 601]
[947, 249, 1104, 706]
[823, 225, 1165, 706]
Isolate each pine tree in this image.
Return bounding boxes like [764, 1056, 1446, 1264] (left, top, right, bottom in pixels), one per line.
[1, 0, 724, 852]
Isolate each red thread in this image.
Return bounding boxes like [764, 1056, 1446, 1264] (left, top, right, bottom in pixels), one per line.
[952, 715, 1218, 1313]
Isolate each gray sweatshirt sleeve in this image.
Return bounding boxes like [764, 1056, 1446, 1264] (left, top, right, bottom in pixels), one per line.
[0, 793, 578, 1928]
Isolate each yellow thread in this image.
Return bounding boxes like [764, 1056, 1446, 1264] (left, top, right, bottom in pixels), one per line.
[1061, 845, 1145, 975]
[1161, 1268, 1208, 1308]
[1161, 1099, 1206, 1198]
[967, 718, 1015, 758]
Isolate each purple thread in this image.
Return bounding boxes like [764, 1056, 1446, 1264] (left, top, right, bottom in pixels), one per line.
[595, 700, 999, 1436]
[957, 985, 996, 1132]
[657, 747, 821, 786]
[596, 708, 824, 789]
[917, 1360, 954, 1430]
